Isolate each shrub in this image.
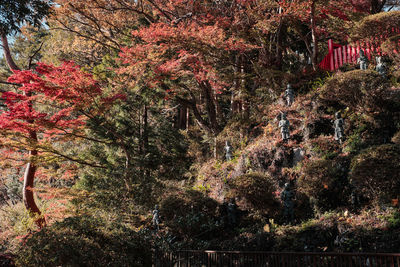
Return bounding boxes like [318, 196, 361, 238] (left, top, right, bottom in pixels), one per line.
[319, 70, 389, 114]
[160, 190, 220, 238]
[16, 216, 152, 267]
[229, 172, 280, 215]
[350, 144, 400, 204]
[309, 135, 341, 160]
[351, 11, 400, 42]
[393, 130, 400, 144]
[298, 158, 350, 212]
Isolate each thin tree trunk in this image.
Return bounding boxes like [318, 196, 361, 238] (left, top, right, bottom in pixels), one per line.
[122, 145, 132, 192]
[231, 54, 242, 116]
[311, 0, 318, 71]
[23, 132, 45, 228]
[1, 33, 45, 228]
[275, 7, 284, 69]
[142, 105, 150, 179]
[1, 32, 20, 71]
[371, 0, 386, 14]
[202, 81, 220, 136]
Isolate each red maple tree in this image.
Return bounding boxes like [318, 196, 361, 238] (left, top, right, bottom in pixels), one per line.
[0, 61, 102, 227]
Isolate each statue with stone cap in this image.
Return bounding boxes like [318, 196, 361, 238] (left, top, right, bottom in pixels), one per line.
[224, 141, 233, 161]
[152, 205, 161, 231]
[278, 113, 290, 141]
[375, 56, 387, 77]
[357, 49, 369, 70]
[334, 111, 345, 144]
[284, 84, 294, 107]
[281, 183, 294, 224]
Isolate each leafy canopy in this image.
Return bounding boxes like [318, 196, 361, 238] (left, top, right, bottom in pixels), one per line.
[0, 0, 52, 34]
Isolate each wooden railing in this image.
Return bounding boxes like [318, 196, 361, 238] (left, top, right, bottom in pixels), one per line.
[319, 28, 400, 71]
[154, 250, 400, 267]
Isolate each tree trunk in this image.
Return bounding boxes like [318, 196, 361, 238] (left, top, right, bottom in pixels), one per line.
[178, 104, 188, 129]
[2, 33, 45, 228]
[1, 32, 20, 71]
[23, 132, 45, 228]
[370, 0, 386, 14]
[122, 145, 132, 192]
[202, 81, 220, 136]
[275, 7, 285, 69]
[142, 105, 150, 179]
[310, 0, 318, 71]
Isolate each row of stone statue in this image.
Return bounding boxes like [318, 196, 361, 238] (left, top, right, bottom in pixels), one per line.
[224, 110, 344, 160]
[279, 111, 344, 143]
[152, 183, 295, 230]
[358, 51, 388, 77]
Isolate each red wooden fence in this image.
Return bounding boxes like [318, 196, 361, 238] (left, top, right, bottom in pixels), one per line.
[155, 250, 400, 267]
[319, 27, 400, 71]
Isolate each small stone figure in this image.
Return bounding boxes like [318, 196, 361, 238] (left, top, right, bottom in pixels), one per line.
[334, 111, 345, 144]
[357, 49, 369, 70]
[278, 113, 290, 142]
[284, 84, 294, 107]
[152, 205, 161, 231]
[375, 56, 387, 77]
[224, 141, 233, 161]
[227, 198, 237, 226]
[280, 183, 294, 224]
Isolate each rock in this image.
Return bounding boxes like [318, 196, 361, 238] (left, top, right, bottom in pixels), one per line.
[292, 147, 305, 166]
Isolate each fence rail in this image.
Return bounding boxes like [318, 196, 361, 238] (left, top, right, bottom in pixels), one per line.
[319, 27, 400, 71]
[155, 250, 400, 267]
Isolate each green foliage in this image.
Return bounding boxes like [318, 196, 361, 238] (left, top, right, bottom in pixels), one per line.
[16, 216, 151, 267]
[308, 72, 333, 91]
[229, 172, 279, 214]
[0, 0, 52, 34]
[11, 26, 49, 69]
[310, 136, 340, 160]
[386, 211, 400, 229]
[350, 144, 400, 204]
[160, 190, 220, 239]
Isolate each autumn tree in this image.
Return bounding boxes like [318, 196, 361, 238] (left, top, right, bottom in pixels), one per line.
[0, 61, 105, 226]
[0, 0, 52, 71]
[0, 0, 54, 227]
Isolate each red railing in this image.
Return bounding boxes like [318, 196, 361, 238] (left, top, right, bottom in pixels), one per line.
[155, 250, 400, 267]
[319, 27, 400, 71]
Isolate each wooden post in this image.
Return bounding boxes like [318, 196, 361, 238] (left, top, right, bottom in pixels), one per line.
[328, 39, 334, 71]
[338, 47, 343, 67]
[356, 41, 360, 58]
[334, 49, 339, 70]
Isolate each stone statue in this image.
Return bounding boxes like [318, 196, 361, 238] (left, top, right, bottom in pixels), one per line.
[224, 141, 233, 161]
[375, 56, 387, 77]
[284, 84, 294, 107]
[227, 198, 237, 226]
[278, 113, 290, 142]
[334, 111, 345, 144]
[357, 49, 369, 70]
[152, 205, 161, 231]
[280, 183, 294, 224]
